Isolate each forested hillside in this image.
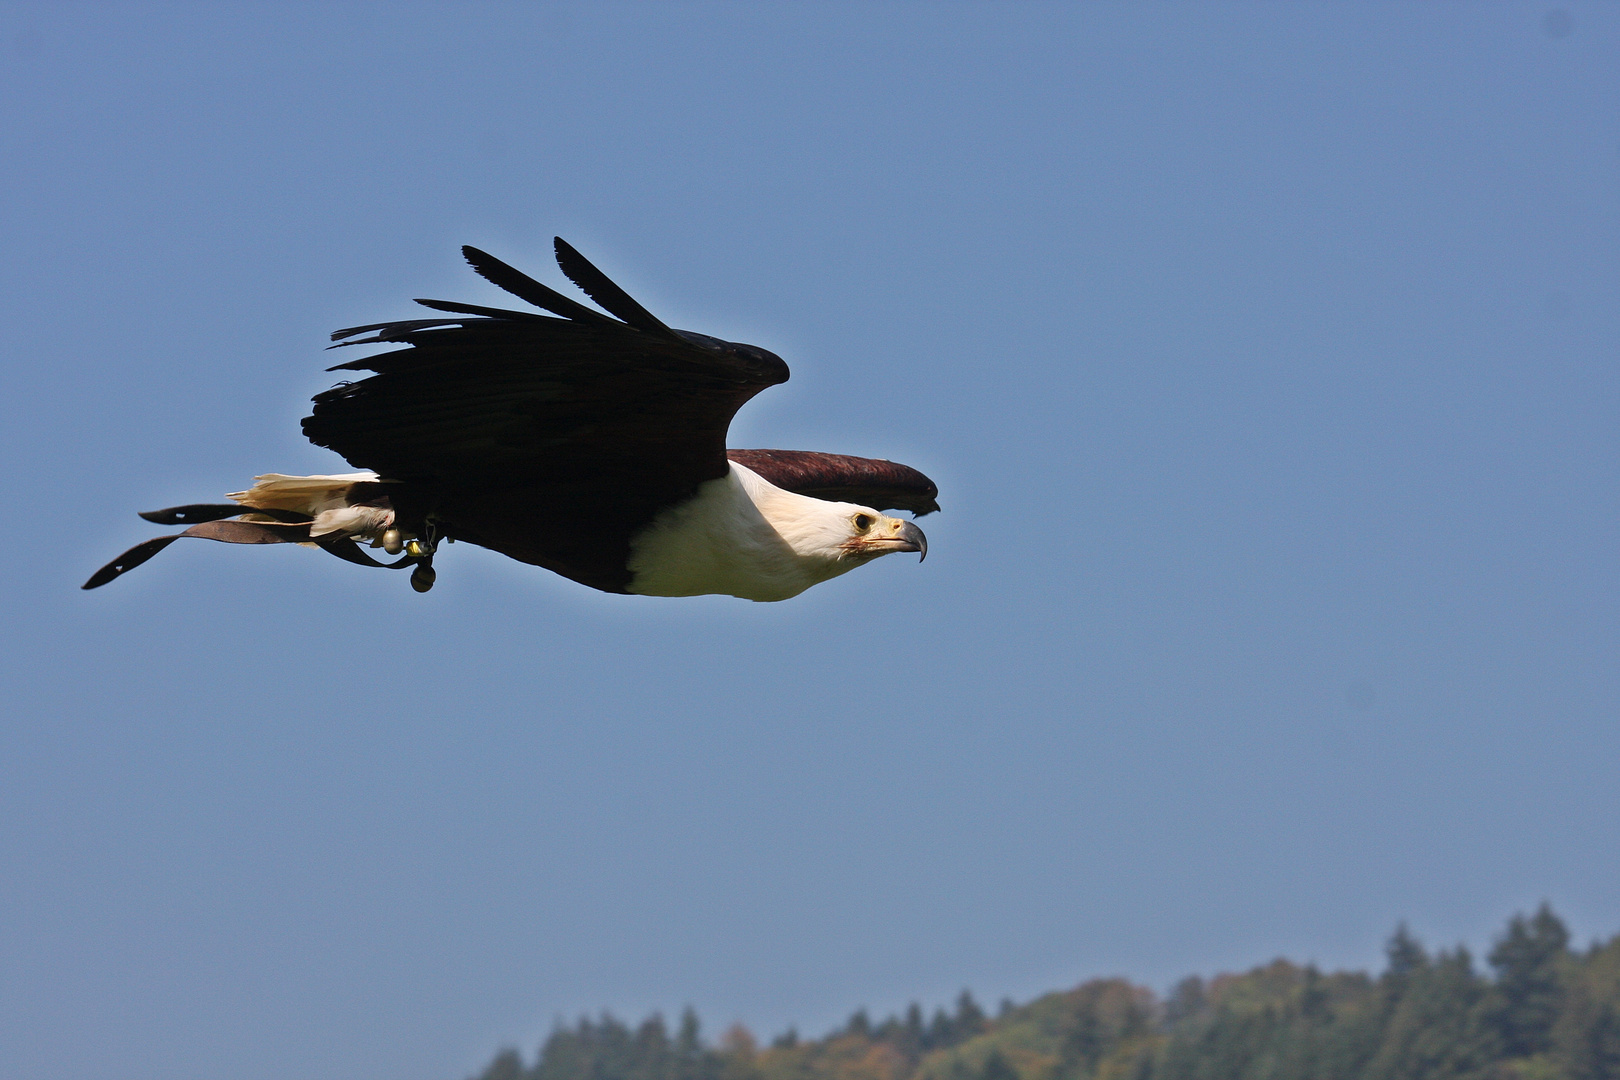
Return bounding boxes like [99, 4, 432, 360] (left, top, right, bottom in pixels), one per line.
[470, 907, 1620, 1080]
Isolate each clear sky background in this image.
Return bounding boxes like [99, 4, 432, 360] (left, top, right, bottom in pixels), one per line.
[2, 4, 1616, 1079]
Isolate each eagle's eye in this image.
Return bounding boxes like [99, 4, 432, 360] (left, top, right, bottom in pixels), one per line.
[853, 514, 875, 533]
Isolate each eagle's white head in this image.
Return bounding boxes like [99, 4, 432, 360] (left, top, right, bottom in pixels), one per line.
[625, 462, 927, 602]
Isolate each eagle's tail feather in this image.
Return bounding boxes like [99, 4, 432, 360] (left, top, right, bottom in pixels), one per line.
[226, 472, 379, 514]
[82, 535, 183, 589]
[84, 472, 415, 589]
[139, 503, 269, 526]
[81, 520, 314, 590]
[81, 517, 430, 590]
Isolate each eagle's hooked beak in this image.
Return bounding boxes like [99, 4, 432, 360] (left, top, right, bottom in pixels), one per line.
[898, 519, 927, 561]
[863, 518, 926, 561]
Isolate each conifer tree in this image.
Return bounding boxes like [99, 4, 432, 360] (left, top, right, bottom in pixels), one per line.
[1554, 935, 1620, 1080]
[1485, 903, 1570, 1059]
[1382, 924, 1428, 997]
[630, 1014, 673, 1080]
[896, 1004, 925, 1060]
[1364, 947, 1496, 1080]
[533, 1021, 590, 1080]
[473, 1047, 525, 1080]
[954, 992, 986, 1040]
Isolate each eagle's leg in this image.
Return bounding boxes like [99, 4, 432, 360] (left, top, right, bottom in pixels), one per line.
[405, 519, 440, 593]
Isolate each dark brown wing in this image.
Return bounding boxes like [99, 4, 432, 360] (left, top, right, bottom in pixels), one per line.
[302, 242, 789, 592]
[727, 449, 940, 516]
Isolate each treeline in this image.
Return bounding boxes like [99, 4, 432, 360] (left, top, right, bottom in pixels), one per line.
[471, 906, 1620, 1080]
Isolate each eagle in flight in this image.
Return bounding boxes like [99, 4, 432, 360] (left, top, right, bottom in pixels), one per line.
[85, 239, 937, 600]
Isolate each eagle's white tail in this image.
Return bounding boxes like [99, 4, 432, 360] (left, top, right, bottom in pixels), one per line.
[228, 472, 393, 538]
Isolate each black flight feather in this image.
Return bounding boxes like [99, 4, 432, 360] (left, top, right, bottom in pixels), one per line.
[329, 317, 473, 343]
[410, 299, 554, 322]
[461, 245, 619, 326]
[552, 237, 678, 338]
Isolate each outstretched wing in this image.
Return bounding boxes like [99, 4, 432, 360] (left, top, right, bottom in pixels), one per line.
[727, 450, 940, 516]
[301, 240, 790, 590]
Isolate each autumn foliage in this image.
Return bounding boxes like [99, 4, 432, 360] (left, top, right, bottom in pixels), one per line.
[472, 906, 1620, 1080]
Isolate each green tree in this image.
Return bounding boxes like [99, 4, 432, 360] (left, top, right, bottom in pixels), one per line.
[894, 1004, 925, 1060]
[979, 1049, 1018, 1080]
[674, 1008, 719, 1080]
[954, 992, 987, 1040]
[1154, 1000, 1278, 1080]
[457, 910, 1620, 1080]
[1163, 977, 1206, 1027]
[472, 1047, 526, 1080]
[677, 1009, 704, 1058]
[630, 1014, 674, 1080]
[1485, 904, 1570, 1060]
[1364, 947, 1496, 1080]
[533, 1021, 591, 1080]
[1382, 924, 1429, 996]
[1554, 935, 1620, 1080]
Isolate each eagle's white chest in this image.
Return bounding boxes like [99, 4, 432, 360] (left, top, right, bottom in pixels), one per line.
[625, 463, 860, 602]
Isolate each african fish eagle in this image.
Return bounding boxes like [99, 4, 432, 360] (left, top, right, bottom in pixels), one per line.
[84, 239, 937, 601]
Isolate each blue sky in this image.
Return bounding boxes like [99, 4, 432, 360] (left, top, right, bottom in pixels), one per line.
[2, 4, 1617, 1079]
